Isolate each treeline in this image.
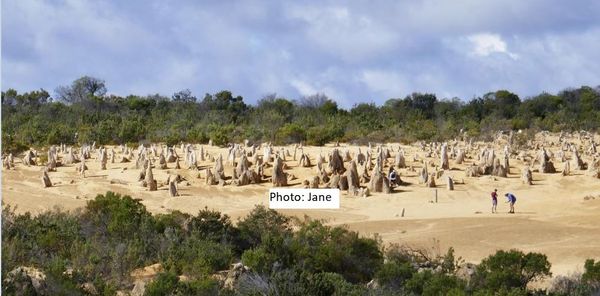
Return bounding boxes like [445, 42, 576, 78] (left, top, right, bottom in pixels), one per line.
[2, 76, 600, 153]
[2, 191, 599, 295]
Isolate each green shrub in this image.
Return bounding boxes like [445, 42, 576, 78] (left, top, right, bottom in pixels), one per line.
[306, 126, 333, 146]
[404, 270, 466, 296]
[1, 132, 29, 154]
[237, 205, 292, 250]
[82, 192, 154, 240]
[208, 124, 234, 146]
[185, 208, 238, 245]
[291, 221, 383, 283]
[306, 272, 366, 296]
[145, 272, 179, 296]
[582, 259, 600, 284]
[241, 247, 274, 275]
[471, 249, 551, 293]
[162, 237, 233, 276]
[187, 124, 209, 143]
[376, 261, 414, 289]
[276, 123, 306, 144]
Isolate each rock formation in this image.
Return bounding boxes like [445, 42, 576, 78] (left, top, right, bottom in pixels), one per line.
[272, 156, 288, 187]
[356, 148, 366, 165]
[328, 149, 345, 174]
[327, 174, 340, 189]
[465, 164, 481, 177]
[346, 161, 360, 189]
[571, 146, 587, 170]
[99, 148, 108, 170]
[426, 173, 436, 188]
[206, 168, 218, 185]
[455, 149, 465, 164]
[562, 161, 570, 176]
[78, 159, 88, 177]
[41, 171, 52, 188]
[521, 166, 533, 185]
[23, 150, 36, 166]
[169, 180, 178, 197]
[492, 158, 507, 177]
[446, 176, 454, 191]
[538, 148, 556, 173]
[419, 165, 428, 184]
[158, 154, 167, 169]
[214, 154, 226, 180]
[587, 158, 600, 178]
[395, 150, 406, 169]
[298, 153, 311, 167]
[440, 143, 449, 170]
[145, 162, 157, 191]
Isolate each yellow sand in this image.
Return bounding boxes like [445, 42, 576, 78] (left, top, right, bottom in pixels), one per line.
[3, 137, 599, 277]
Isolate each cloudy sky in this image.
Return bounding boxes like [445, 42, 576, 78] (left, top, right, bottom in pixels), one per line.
[2, 0, 600, 107]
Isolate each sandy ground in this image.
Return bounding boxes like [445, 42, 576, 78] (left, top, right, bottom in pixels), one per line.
[3, 135, 600, 280]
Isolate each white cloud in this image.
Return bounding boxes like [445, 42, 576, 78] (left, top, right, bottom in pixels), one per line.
[467, 33, 519, 59]
[360, 70, 406, 98]
[3, 0, 600, 106]
[290, 79, 317, 96]
[284, 5, 398, 63]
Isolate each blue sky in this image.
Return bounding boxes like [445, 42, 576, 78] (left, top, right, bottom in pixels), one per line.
[2, 0, 600, 107]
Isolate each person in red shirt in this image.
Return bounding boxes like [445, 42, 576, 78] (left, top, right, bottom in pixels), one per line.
[491, 189, 498, 213]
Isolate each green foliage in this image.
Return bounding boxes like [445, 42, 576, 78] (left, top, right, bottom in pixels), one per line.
[3, 77, 600, 148]
[208, 124, 234, 147]
[291, 220, 383, 283]
[1, 192, 595, 295]
[145, 272, 179, 296]
[472, 249, 552, 293]
[376, 261, 414, 289]
[186, 207, 238, 244]
[305, 272, 366, 296]
[162, 237, 233, 275]
[237, 205, 292, 249]
[582, 259, 600, 284]
[82, 192, 153, 240]
[1, 130, 31, 154]
[306, 126, 331, 146]
[404, 270, 466, 296]
[241, 247, 275, 274]
[276, 123, 306, 144]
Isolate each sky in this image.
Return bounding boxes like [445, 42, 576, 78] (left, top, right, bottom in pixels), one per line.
[2, 0, 600, 107]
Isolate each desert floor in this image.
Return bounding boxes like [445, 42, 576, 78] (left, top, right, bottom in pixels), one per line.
[3, 139, 600, 279]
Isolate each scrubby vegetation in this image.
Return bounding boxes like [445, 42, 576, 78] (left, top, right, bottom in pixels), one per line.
[2, 192, 599, 295]
[3, 76, 600, 153]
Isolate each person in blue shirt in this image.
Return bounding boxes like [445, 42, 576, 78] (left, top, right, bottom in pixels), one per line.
[505, 193, 517, 213]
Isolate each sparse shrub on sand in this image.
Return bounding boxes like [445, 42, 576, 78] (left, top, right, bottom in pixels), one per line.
[2, 192, 598, 295]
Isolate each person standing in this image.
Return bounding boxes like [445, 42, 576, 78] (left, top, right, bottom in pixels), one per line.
[505, 193, 517, 213]
[491, 189, 498, 213]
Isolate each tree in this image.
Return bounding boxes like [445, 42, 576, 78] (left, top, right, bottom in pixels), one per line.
[297, 93, 331, 109]
[1, 89, 18, 105]
[172, 89, 197, 103]
[56, 76, 107, 103]
[582, 259, 600, 285]
[484, 90, 521, 119]
[408, 93, 437, 119]
[472, 249, 551, 292]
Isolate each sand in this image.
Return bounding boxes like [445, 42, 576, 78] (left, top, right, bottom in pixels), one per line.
[3, 134, 600, 279]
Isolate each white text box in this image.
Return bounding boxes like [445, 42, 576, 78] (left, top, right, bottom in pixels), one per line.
[268, 188, 340, 209]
